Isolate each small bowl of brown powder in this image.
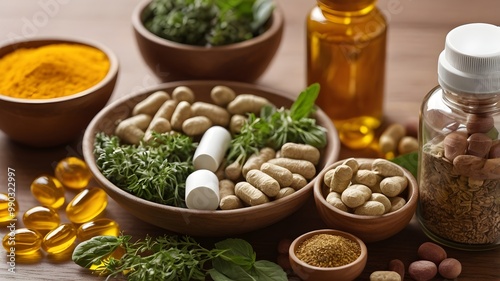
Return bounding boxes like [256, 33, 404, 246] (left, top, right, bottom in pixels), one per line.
[288, 229, 367, 281]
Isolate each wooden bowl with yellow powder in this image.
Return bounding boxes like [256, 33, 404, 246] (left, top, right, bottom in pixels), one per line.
[289, 229, 368, 281]
[0, 37, 118, 147]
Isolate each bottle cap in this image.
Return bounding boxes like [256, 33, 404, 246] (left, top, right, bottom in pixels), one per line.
[438, 23, 500, 94]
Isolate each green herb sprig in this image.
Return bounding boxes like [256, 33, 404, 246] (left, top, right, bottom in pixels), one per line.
[226, 83, 327, 167]
[144, 0, 274, 46]
[72, 234, 287, 281]
[93, 132, 196, 208]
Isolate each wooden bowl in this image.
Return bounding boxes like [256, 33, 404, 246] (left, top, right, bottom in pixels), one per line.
[131, 0, 284, 82]
[82, 80, 340, 236]
[289, 229, 367, 281]
[0, 37, 118, 147]
[313, 158, 418, 243]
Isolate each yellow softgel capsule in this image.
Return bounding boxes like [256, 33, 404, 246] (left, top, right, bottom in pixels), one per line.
[0, 193, 18, 225]
[66, 187, 108, 224]
[22, 206, 60, 234]
[42, 223, 77, 254]
[55, 157, 92, 190]
[2, 228, 42, 255]
[30, 175, 65, 209]
[77, 218, 120, 241]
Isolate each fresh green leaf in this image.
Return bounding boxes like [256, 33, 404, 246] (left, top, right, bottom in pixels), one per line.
[72, 235, 123, 269]
[215, 238, 256, 268]
[290, 83, 320, 120]
[252, 260, 287, 281]
[210, 258, 257, 281]
[391, 151, 418, 178]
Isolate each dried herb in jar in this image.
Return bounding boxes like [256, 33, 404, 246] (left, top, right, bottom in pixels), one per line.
[295, 234, 360, 267]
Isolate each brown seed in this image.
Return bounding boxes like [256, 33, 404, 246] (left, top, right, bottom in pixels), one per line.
[438, 258, 462, 279]
[443, 131, 468, 161]
[467, 133, 492, 158]
[388, 259, 405, 280]
[417, 242, 447, 264]
[408, 260, 437, 281]
[466, 114, 494, 134]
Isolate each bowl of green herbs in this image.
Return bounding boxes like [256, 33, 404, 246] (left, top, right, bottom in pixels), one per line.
[131, 0, 283, 82]
[82, 81, 340, 236]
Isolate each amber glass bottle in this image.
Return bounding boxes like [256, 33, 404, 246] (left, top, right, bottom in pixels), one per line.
[307, 0, 387, 149]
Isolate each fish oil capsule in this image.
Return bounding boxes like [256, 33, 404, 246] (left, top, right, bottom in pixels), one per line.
[77, 218, 120, 241]
[42, 223, 77, 254]
[2, 228, 42, 255]
[66, 187, 107, 224]
[55, 157, 92, 190]
[0, 193, 18, 225]
[30, 175, 65, 209]
[23, 206, 60, 234]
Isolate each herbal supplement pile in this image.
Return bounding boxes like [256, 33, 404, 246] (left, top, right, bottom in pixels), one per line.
[323, 158, 409, 216]
[0, 43, 109, 99]
[295, 233, 361, 267]
[94, 83, 327, 210]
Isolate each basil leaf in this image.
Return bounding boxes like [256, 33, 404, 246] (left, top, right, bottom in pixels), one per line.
[211, 258, 257, 281]
[215, 238, 256, 268]
[72, 236, 122, 268]
[290, 83, 320, 120]
[207, 268, 236, 281]
[252, 260, 288, 281]
[391, 151, 419, 178]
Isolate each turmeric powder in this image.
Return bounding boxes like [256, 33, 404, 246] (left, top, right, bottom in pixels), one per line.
[0, 43, 110, 99]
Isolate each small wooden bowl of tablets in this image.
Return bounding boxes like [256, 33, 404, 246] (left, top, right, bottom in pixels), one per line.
[313, 158, 418, 243]
[83, 80, 341, 236]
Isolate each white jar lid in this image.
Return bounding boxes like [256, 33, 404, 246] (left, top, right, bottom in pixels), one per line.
[438, 23, 500, 94]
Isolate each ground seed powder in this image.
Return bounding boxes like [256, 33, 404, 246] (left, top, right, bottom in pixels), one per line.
[295, 233, 361, 267]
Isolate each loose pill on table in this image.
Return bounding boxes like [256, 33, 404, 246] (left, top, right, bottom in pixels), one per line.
[77, 218, 120, 241]
[23, 206, 60, 234]
[42, 223, 77, 254]
[66, 187, 108, 224]
[370, 271, 401, 281]
[0, 192, 18, 224]
[55, 157, 92, 190]
[2, 228, 42, 255]
[30, 175, 65, 209]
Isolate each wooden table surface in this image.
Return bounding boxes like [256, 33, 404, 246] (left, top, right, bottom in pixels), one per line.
[0, 0, 499, 280]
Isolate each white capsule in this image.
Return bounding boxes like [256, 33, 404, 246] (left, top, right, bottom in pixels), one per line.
[185, 169, 220, 210]
[193, 126, 231, 172]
